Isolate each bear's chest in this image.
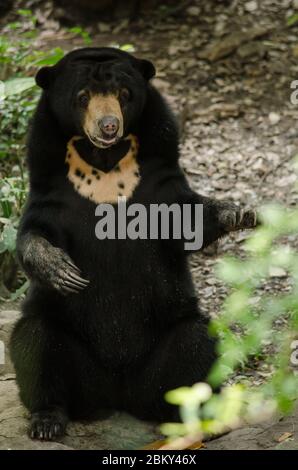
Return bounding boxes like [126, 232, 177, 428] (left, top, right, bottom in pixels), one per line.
[65, 134, 140, 204]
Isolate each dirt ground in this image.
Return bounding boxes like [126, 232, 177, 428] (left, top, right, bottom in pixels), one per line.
[0, 0, 298, 450]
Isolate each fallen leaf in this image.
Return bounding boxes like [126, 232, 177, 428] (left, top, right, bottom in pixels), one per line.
[275, 432, 293, 443]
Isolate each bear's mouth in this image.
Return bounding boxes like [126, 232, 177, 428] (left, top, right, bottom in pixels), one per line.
[87, 132, 120, 149]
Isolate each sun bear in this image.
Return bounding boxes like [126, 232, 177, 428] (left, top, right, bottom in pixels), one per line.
[10, 47, 257, 441]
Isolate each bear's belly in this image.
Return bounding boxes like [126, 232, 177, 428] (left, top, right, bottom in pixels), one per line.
[59, 195, 192, 367]
[64, 280, 159, 367]
[60, 236, 167, 365]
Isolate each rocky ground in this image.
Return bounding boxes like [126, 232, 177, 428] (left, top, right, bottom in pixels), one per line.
[1, 0, 298, 450]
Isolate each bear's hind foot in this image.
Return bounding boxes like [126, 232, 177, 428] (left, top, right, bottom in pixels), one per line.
[29, 407, 68, 441]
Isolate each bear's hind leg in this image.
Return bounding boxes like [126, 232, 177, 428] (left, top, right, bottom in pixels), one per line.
[124, 316, 217, 422]
[10, 314, 97, 441]
[10, 315, 73, 440]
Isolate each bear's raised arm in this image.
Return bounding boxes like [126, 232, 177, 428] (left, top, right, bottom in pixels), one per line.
[178, 189, 258, 253]
[17, 199, 89, 295]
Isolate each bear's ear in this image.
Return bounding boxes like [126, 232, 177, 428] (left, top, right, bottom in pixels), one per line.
[137, 59, 156, 81]
[35, 66, 56, 89]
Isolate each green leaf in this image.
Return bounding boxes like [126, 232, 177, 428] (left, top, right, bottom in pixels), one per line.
[17, 9, 32, 17]
[245, 227, 274, 253]
[287, 13, 298, 27]
[82, 32, 92, 45]
[120, 44, 135, 52]
[7, 22, 22, 30]
[165, 387, 192, 405]
[260, 205, 287, 228]
[1, 223, 17, 252]
[217, 257, 244, 284]
[208, 363, 234, 387]
[68, 27, 92, 45]
[3, 77, 36, 98]
[33, 48, 64, 66]
[0, 200, 12, 218]
[166, 383, 212, 407]
[160, 422, 186, 437]
[68, 26, 83, 34]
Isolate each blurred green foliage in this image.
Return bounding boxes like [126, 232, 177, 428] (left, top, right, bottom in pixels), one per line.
[0, 10, 66, 297]
[287, 13, 298, 27]
[162, 199, 298, 443]
[0, 11, 94, 296]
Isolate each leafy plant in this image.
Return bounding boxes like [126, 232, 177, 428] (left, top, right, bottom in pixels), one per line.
[68, 26, 92, 45]
[287, 13, 298, 27]
[162, 187, 298, 445]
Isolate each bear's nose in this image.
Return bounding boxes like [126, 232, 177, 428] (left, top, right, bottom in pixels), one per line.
[99, 116, 119, 138]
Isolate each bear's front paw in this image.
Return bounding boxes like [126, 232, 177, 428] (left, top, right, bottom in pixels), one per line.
[218, 203, 257, 232]
[47, 248, 90, 295]
[23, 236, 89, 295]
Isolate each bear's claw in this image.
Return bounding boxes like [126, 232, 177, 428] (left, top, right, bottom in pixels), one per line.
[29, 409, 68, 441]
[218, 203, 257, 232]
[41, 247, 90, 295]
[23, 236, 90, 295]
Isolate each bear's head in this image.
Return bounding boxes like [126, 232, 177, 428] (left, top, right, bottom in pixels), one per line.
[35, 47, 155, 148]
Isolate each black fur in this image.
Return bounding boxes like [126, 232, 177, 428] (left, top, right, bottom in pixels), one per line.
[10, 47, 256, 441]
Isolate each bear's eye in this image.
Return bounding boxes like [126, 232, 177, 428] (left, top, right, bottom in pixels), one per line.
[119, 88, 130, 103]
[78, 91, 89, 108]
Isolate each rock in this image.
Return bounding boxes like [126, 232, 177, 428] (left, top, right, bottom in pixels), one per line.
[199, 26, 271, 62]
[152, 78, 171, 97]
[168, 44, 180, 56]
[244, 1, 258, 12]
[206, 411, 298, 450]
[0, 378, 74, 450]
[237, 41, 267, 60]
[186, 6, 200, 17]
[268, 112, 281, 125]
[276, 174, 297, 187]
[112, 19, 129, 34]
[0, 310, 20, 376]
[292, 44, 298, 57]
[269, 267, 287, 278]
[97, 22, 111, 33]
[195, 103, 242, 119]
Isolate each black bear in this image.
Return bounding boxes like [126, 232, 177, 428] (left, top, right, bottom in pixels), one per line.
[10, 47, 256, 441]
